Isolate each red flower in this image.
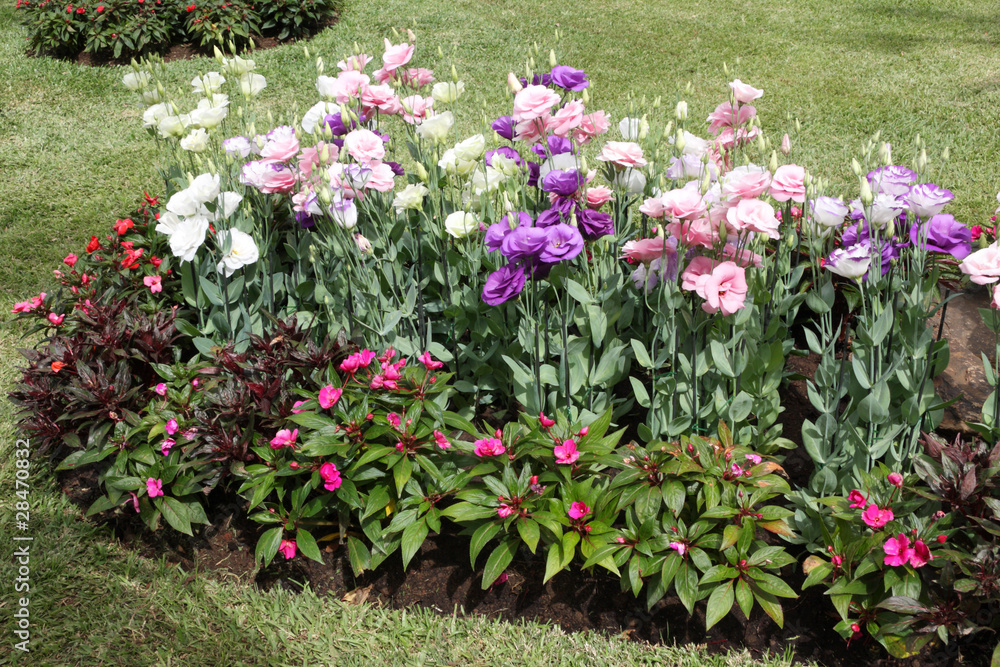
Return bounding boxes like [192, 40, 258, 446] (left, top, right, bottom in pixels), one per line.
[96, 4, 104, 10]
[76, 6, 84, 12]
[51, 361, 66, 372]
[121, 247, 144, 269]
[150, 256, 162, 268]
[66, 4, 72, 11]
[186, 3, 195, 10]
[86, 236, 100, 252]
[64, 253, 78, 267]
[114, 218, 134, 235]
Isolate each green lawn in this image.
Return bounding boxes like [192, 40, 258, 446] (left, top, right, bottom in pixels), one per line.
[2, 0, 998, 663]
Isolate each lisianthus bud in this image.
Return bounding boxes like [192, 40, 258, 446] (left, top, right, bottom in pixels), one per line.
[318, 185, 332, 206]
[414, 162, 429, 183]
[850, 158, 862, 177]
[581, 88, 589, 105]
[507, 72, 523, 94]
[780, 133, 791, 156]
[638, 116, 649, 141]
[354, 233, 373, 255]
[675, 100, 688, 122]
[879, 141, 892, 165]
[549, 49, 557, 68]
[859, 177, 874, 206]
[916, 148, 928, 173]
[768, 150, 778, 174]
[675, 129, 686, 154]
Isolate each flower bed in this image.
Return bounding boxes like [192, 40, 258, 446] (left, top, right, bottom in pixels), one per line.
[11, 32, 1000, 663]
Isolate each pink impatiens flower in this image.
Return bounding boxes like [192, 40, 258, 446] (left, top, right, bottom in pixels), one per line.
[319, 462, 342, 491]
[883, 533, 913, 567]
[474, 437, 505, 457]
[909, 540, 933, 568]
[862, 503, 894, 529]
[887, 472, 904, 488]
[538, 412, 556, 428]
[418, 351, 444, 370]
[146, 477, 164, 498]
[278, 539, 297, 560]
[144, 275, 163, 293]
[497, 504, 514, 518]
[848, 489, 867, 509]
[568, 501, 590, 520]
[553, 439, 580, 465]
[433, 430, 450, 449]
[64, 253, 78, 267]
[165, 419, 179, 435]
[160, 438, 175, 456]
[154, 383, 167, 396]
[318, 385, 343, 409]
[48, 313, 64, 326]
[746, 454, 762, 465]
[668, 541, 688, 557]
[270, 428, 299, 449]
[291, 400, 307, 414]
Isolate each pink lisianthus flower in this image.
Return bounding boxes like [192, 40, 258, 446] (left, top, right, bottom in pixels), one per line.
[418, 351, 443, 370]
[270, 428, 299, 449]
[586, 185, 613, 209]
[622, 237, 676, 264]
[399, 67, 435, 87]
[381, 38, 414, 72]
[596, 141, 647, 169]
[883, 533, 914, 567]
[553, 439, 580, 465]
[706, 101, 756, 134]
[433, 430, 451, 449]
[568, 501, 590, 520]
[512, 84, 561, 123]
[729, 79, 764, 104]
[144, 275, 163, 293]
[862, 503, 894, 529]
[146, 477, 164, 498]
[572, 110, 611, 145]
[770, 164, 806, 203]
[399, 95, 434, 124]
[959, 244, 1000, 285]
[699, 261, 748, 316]
[549, 99, 585, 138]
[474, 437, 506, 457]
[319, 462, 342, 491]
[318, 385, 343, 409]
[165, 419, 179, 435]
[344, 129, 386, 166]
[725, 198, 780, 239]
[278, 539, 297, 560]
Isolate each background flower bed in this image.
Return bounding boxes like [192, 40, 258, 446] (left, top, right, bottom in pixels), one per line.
[3, 1, 1000, 665]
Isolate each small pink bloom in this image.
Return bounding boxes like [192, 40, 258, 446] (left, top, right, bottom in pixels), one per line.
[129, 492, 140, 512]
[848, 489, 867, 509]
[270, 428, 299, 449]
[831, 554, 843, 567]
[730, 463, 745, 476]
[398, 67, 435, 87]
[586, 186, 613, 209]
[512, 84, 561, 123]
[64, 253, 78, 267]
[181, 428, 197, 440]
[770, 164, 806, 203]
[144, 275, 163, 293]
[433, 430, 451, 449]
[399, 95, 434, 124]
[699, 261, 748, 316]
[318, 385, 343, 409]
[960, 245, 1000, 285]
[862, 503, 894, 529]
[474, 437, 506, 457]
[319, 462, 342, 491]
[160, 438, 175, 456]
[387, 412, 402, 428]
[146, 477, 164, 498]
[154, 383, 167, 396]
[887, 472, 904, 487]
[572, 110, 611, 145]
[292, 400, 307, 414]
[883, 533, 913, 567]
[418, 351, 444, 370]
[578, 426, 589, 437]
[568, 501, 590, 520]
[381, 39, 414, 72]
[668, 541, 687, 557]
[553, 439, 580, 465]
[707, 101, 756, 134]
[538, 412, 556, 428]
[746, 454, 762, 465]
[497, 504, 514, 518]
[909, 540, 933, 568]
[48, 313, 64, 326]
[278, 539, 297, 560]
[597, 141, 647, 169]
[165, 419, 179, 435]
[728, 79, 764, 104]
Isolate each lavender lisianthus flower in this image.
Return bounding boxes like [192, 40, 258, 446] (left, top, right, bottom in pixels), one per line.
[867, 166, 917, 197]
[485, 146, 522, 167]
[501, 226, 549, 262]
[906, 183, 955, 219]
[549, 65, 589, 91]
[526, 160, 541, 188]
[223, 136, 252, 158]
[841, 220, 870, 247]
[536, 207, 568, 228]
[541, 169, 586, 197]
[492, 116, 515, 141]
[538, 224, 584, 263]
[811, 196, 849, 227]
[666, 154, 717, 182]
[578, 209, 615, 240]
[485, 212, 532, 252]
[532, 136, 574, 160]
[825, 242, 873, 279]
[909, 213, 972, 260]
[482, 263, 527, 305]
[384, 161, 405, 176]
[518, 73, 553, 88]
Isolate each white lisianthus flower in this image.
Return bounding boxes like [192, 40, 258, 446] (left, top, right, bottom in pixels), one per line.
[141, 89, 162, 105]
[669, 130, 709, 158]
[302, 101, 341, 134]
[452, 134, 486, 162]
[157, 115, 189, 138]
[188, 173, 222, 204]
[189, 98, 228, 129]
[166, 190, 202, 218]
[223, 136, 252, 158]
[490, 153, 521, 178]
[431, 81, 465, 104]
[169, 216, 210, 262]
[216, 229, 259, 276]
[612, 168, 647, 195]
[191, 72, 226, 96]
[444, 211, 480, 239]
[538, 153, 579, 180]
[393, 184, 429, 212]
[154, 211, 183, 236]
[239, 73, 267, 98]
[123, 71, 152, 91]
[211, 192, 243, 220]
[416, 111, 454, 144]
[180, 128, 210, 153]
[329, 196, 358, 229]
[222, 56, 255, 75]
[142, 103, 169, 129]
[470, 166, 504, 196]
[316, 75, 339, 100]
[619, 117, 641, 140]
[438, 149, 476, 177]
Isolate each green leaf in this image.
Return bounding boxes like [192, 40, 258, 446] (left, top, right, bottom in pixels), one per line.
[705, 581, 734, 630]
[157, 496, 193, 536]
[400, 519, 429, 569]
[470, 521, 503, 568]
[749, 571, 797, 598]
[543, 541, 564, 583]
[710, 340, 735, 378]
[481, 538, 518, 589]
[631, 339, 653, 368]
[735, 577, 754, 619]
[674, 562, 698, 615]
[346, 536, 371, 575]
[565, 278, 594, 305]
[753, 589, 785, 628]
[295, 528, 323, 564]
[517, 519, 540, 553]
[255, 526, 283, 566]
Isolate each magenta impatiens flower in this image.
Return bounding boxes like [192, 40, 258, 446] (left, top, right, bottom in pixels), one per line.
[318, 385, 342, 409]
[165, 418, 179, 435]
[146, 477, 164, 498]
[433, 430, 451, 450]
[154, 383, 167, 396]
[538, 412, 556, 428]
[417, 351, 444, 370]
[848, 489, 867, 509]
[568, 501, 590, 520]
[474, 437, 505, 457]
[883, 533, 913, 567]
[553, 439, 579, 465]
[270, 428, 299, 449]
[160, 438, 175, 456]
[278, 539, 297, 560]
[497, 504, 514, 518]
[887, 472, 904, 488]
[862, 503, 894, 529]
[319, 462, 342, 491]
[668, 541, 687, 557]
[909, 540, 933, 568]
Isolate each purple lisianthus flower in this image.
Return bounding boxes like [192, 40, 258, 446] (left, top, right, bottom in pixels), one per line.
[526, 160, 541, 188]
[906, 183, 954, 219]
[384, 161, 405, 176]
[909, 213, 972, 260]
[578, 209, 615, 240]
[538, 224, 584, 263]
[485, 212, 532, 251]
[323, 112, 356, 137]
[519, 73, 553, 88]
[549, 65, 589, 91]
[541, 169, 586, 196]
[296, 210, 315, 229]
[492, 116, 515, 141]
[867, 165, 917, 197]
[841, 220, 871, 247]
[501, 227, 550, 262]
[536, 207, 568, 228]
[485, 146, 523, 167]
[825, 242, 873, 279]
[666, 154, 717, 182]
[482, 263, 527, 306]
[532, 136, 574, 160]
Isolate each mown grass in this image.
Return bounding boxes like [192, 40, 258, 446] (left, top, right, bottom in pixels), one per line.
[2, 0, 998, 663]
